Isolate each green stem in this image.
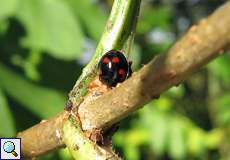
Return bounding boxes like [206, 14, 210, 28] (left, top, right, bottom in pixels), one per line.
[69, 0, 141, 110]
[63, 115, 121, 160]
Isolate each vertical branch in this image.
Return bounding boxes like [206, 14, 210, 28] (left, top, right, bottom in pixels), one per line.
[17, 2, 230, 158]
[17, 0, 142, 158]
[69, 0, 141, 110]
[63, 116, 121, 160]
[64, 0, 141, 159]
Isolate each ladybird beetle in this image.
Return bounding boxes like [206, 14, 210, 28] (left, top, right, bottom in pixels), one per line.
[98, 50, 132, 87]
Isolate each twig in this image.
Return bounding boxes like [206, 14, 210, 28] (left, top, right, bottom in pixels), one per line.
[69, 0, 141, 110]
[78, 2, 230, 130]
[18, 0, 141, 158]
[64, 0, 141, 159]
[63, 115, 121, 160]
[17, 112, 69, 158]
[17, 1, 230, 158]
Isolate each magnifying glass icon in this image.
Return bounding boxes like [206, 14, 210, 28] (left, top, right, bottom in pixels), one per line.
[3, 141, 18, 157]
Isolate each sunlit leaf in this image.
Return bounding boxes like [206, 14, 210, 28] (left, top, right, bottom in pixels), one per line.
[150, 111, 169, 155]
[0, 0, 18, 20]
[168, 117, 186, 159]
[124, 144, 139, 160]
[67, 0, 107, 41]
[0, 20, 10, 35]
[207, 54, 230, 83]
[187, 128, 206, 155]
[205, 129, 223, 149]
[137, 6, 172, 34]
[58, 148, 72, 160]
[11, 50, 42, 81]
[154, 96, 172, 111]
[166, 85, 184, 98]
[213, 94, 230, 125]
[0, 63, 65, 118]
[16, 0, 84, 60]
[0, 88, 16, 137]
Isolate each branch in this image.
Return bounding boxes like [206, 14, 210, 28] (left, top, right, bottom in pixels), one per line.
[17, 1, 230, 158]
[17, 112, 68, 157]
[63, 115, 121, 160]
[78, 2, 230, 130]
[69, 0, 141, 109]
[18, 0, 141, 158]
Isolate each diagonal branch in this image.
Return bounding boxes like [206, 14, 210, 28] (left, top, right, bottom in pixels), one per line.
[18, 0, 141, 158]
[69, 0, 141, 109]
[78, 1, 230, 130]
[17, 1, 230, 158]
[17, 112, 68, 157]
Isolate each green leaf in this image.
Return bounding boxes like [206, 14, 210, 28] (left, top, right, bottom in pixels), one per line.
[0, 63, 65, 118]
[205, 129, 222, 149]
[0, 0, 18, 20]
[207, 54, 230, 83]
[150, 111, 169, 155]
[58, 148, 72, 160]
[16, 0, 84, 60]
[0, 20, 9, 34]
[168, 117, 186, 159]
[188, 128, 206, 155]
[67, 0, 107, 41]
[213, 94, 230, 125]
[137, 6, 172, 34]
[124, 144, 139, 160]
[11, 50, 42, 81]
[0, 88, 16, 137]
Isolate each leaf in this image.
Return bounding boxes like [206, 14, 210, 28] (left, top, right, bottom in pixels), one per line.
[58, 148, 72, 160]
[150, 111, 169, 155]
[0, 0, 18, 20]
[166, 85, 184, 98]
[207, 54, 230, 83]
[0, 20, 9, 34]
[187, 128, 206, 155]
[67, 0, 107, 41]
[205, 129, 222, 149]
[16, 0, 84, 60]
[0, 88, 16, 137]
[125, 128, 149, 146]
[139, 101, 171, 155]
[124, 144, 139, 160]
[213, 93, 230, 125]
[137, 6, 172, 34]
[168, 117, 186, 159]
[0, 63, 65, 118]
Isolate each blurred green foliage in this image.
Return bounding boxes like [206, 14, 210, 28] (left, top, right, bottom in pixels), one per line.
[0, 0, 229, 160]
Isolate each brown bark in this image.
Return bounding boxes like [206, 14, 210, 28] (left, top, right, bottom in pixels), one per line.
[17, 112, 69, 158]
[78, 2, 230, 130]
[17, 2, 230, 158]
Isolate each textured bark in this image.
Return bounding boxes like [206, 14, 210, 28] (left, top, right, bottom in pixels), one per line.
[17, 1, 230, 158]
[69, 0, 141, 108]
[78, 1, 230, 130]
[17, 112, 69, 158]
[63, 116, 121, 160]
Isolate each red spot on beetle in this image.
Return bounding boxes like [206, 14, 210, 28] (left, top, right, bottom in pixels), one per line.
[102, 57, 110, 63]
[112, 57, 120, 63]
[118, 69, 126, 78]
